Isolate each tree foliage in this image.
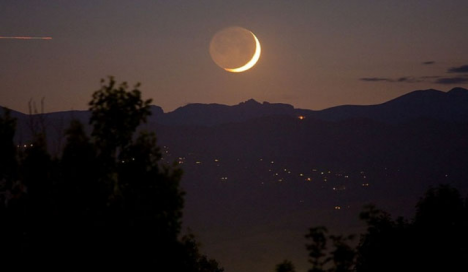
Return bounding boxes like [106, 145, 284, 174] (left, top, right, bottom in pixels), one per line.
[305, 226, 355, 272]
[302, 185, 468, 272]
[354, 205, 412, 272]
[306, 226, 330, 272]
[275, 259, 296, 272]
[0, 108, 17, 184]
[89, 76, 152, 158]
[180, 231, 225, 272]
[0, 78, 222, 271]
[328, 234, 356, 272]
[355, 185, 468, 271]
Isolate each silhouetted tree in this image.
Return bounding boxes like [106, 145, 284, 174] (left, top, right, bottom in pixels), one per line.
[275, 259, 296, 272]
[55, 119, 100, 269]
[306, 226, 355, 272]
[300, 185, 468, 272]
[306, 226, 329, 272]
[355, 185, 468, 271]
[412, 185, 468, 271]
[89, 76, 151, 160]
[108, 130, 185, 270]
[354, 205, 412, 272]
[329, 234, 355, 272]
[18, 132, 57, 269]
[1, 78, 221, 271]
[0, 108, 21, 267]
[60, 119, 99, 217]
[180, 231, 225, 272]
[79, 77, 200, 270]
[0, 108, 17, 188]
[118, 131, 184, 237]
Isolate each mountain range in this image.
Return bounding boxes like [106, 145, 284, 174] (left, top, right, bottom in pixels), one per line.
[147, 87, 468, 125]
[4, 87, 468, 127]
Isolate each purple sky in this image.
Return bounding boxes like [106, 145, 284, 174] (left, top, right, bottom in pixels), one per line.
[1, 1, 468, 114]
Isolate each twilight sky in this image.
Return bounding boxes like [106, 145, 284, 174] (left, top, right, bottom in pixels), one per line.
[1, 0, 468, 114]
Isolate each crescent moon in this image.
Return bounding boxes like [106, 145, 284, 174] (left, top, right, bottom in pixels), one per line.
[224, 32, 261, 73]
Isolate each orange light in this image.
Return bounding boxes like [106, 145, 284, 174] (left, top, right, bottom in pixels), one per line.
[298, 116, 305, 120]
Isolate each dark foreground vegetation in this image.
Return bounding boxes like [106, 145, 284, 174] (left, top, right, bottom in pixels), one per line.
[276, 184, 468, 272]
[0, 77, 223, 271]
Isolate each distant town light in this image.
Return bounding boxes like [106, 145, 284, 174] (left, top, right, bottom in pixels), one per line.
[298, 116, 305, 120]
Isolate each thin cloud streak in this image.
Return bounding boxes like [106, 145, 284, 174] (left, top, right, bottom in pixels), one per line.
[447, 65, 468, 73]
[435, 77, 468, 85]
[0, 36, 52, 40]
[396, 77, 422, 83]
[360, 77, 421, 83]
[361, 75, 468, 85]
[361, 62, 468, 85]
[360, 77, 393, 82]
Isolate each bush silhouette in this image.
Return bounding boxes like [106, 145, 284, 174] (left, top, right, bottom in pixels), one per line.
[0, 78, 222, 271]
[303, 185, 468, 272]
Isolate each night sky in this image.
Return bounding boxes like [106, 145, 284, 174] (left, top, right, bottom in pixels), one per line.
[2, 1, 468, 114]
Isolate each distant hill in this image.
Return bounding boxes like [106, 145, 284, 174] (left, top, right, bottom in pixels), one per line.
[313, 87, 468, 123]
[3, 87, 468, 157]
[153, 99, 296, 126]
[3, 87, 468, 128]
[153, 87, 468, 125]
[0, 107, 27, 119]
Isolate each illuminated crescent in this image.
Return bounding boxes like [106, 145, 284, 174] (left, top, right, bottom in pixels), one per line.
[224, 32, 261, 73]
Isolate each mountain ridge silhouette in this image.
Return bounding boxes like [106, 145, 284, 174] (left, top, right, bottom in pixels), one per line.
[2, 87, 467, 126]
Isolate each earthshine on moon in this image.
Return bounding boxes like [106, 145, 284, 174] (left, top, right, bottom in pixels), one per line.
[209, 27, 261, 73]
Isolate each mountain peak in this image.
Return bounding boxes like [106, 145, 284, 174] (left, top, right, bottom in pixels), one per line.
[150, 105, 164, 115]
[448, 87, 468, 95]
[239, 99, 261, 106]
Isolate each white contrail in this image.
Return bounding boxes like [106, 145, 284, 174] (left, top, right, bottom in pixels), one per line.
[0, 36, 52, 40]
